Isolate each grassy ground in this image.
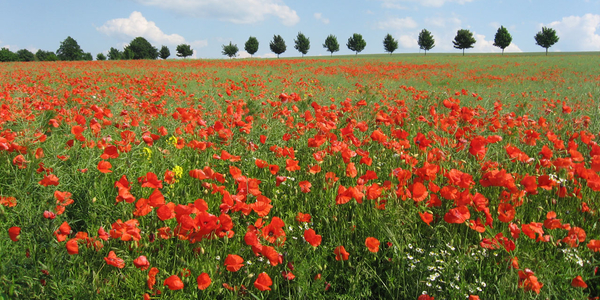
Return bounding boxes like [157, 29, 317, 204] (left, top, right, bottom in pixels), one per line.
[0, 53, 599, 299]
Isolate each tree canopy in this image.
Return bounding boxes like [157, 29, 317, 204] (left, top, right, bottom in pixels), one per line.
[245, 37, 259, 57]
[418, 29, 435, 55]
[17, 49, 35, 62]
[176, 44, 193, 58]
[108, 47, 122, 60]
[57, 36, 85, 61]
[96, 53, 106, 61]
[36, 50, 57, 61]
[453, 29, 476, 56]
[222, 42, 239, 58]
[323, 35, 340, 56]
[0, 48, 18, 62]
[294, 32, 310, 57]
[269, 35, 286, 58]
[493, 26, 512, 54]
[383, 34, 398, 55]
[124, 37, 158, 60]
[347, 33, 366, 55]
[534, 27, 559, 56]
[159, 46, 170, 59]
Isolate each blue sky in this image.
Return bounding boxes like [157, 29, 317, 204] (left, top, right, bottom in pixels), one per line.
[1, 0, 599, 59]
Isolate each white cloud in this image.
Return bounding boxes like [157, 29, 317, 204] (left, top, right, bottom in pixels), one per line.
[377, 17, 418, 30]
[237, 50, 252, 58]
[399, 35, 418, 48]
[97, 11, 208, 56]
[378, 0, 475, 8]
[131, 0, 299, 26]
[314, 13, 330, 25]
[544, 14, 600, 51]
[472, 33, 522, 53]
[261, 53, 278, 58]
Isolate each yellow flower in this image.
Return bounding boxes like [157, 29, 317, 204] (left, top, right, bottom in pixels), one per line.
[168, 136, 178, 147]
[142, 147, 152, 161]
[173, 165, 183, 179]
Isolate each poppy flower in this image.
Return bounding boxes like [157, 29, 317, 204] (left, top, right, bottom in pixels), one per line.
[299, 181, 311, 193]
[497, 203, 515, 223]
[410, 182, 428, 202]
[304, 229, 322, 247]
[39, 174, 59, 187]
[66, 238, 79, 255]
[254, 272, 272, 291]
[587, 240, 600, 252]
[197, 272, 211, 290]
[97, 160, 112, 173]
[365, 237, 380, 253]
[8, 226, 21, 242]
[147, 267, 159, 290]
[133, 255, 150, 270]
[0, 196, 16, 207]
[282, 271, 295, 280]
[104, 251, 125, 268]
[444, 206, 470, 224]
[164, 275, 184, 290]
[571, 275, 587, 288]
[296, 212, 311, 223]
[224, 254, 244, 272]
[334, 245, 349, 261]
[418, 295, 434, 300]
[43, 211, 56, 219]
[419, 212, 434, 226]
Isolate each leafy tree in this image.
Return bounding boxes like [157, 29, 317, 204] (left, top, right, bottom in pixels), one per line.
[57, 36, 84, 61]
[453, 29, 476, 56]
[269, 35, 286, 58]
[347, 33, 366, 55]
[124, 37, 158, 60]
[96, 53, 107, 61]
[123, 48, 135, 60]
[418, 29, 435, 55]
[245, 36, 259, 57]
[222, 42, 239, 58]
[35, 50, 57, 61]
[493, 26, 512, 55]
[0, 48, 18, 62]
[82, 52, 93, 61]
[108, 47, 122, 60]
[323, 35, 340, 56]
[294, 32, 310, 57]
[535, 26, 559, 56]
[176, 44, 193, 58]
[383, 33, 398, 55]
[159, 46, 170, 59]
[16, 49, 35, 62]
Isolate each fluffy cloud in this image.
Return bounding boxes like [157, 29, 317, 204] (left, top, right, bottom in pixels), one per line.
[398, 35, 418, 48]
[377, 17, 418, 30]
[97, 11, 207, 51]
[131, 0, 299, 26]
[472, 33, 522, 53]
[544, 14, 600, 51]
[378, 0, 475, 8]
[314, 13, 330, 25]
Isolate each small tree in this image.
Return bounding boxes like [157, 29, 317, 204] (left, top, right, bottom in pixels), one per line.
[176, 44, 193, 58]
[108, 47, 122, 60]
[269, 35, 286, 58]
[453, 29, 476, 56]
[35, 50, 57, 61]
[534, 27, 559, 56]
[323, 35, 340, 56]
[96, 53, 107, 61]
[159, 45, 170, 59]
[383, 33, 398, 55]
[222, 42, 239, 58]
[418, 29, 435, 56]
[123, 48, 135, 60]
[347, 33, 366, 55]
[125, 37, 158, 60]
[82, 52, 93, 61]
[0, 48, 18, 62]
[57, 36, 84, 61]
[294, 32, 310, 57]
[245, 36, 259, 57]
[16, 49, 35, 62]
[493, 26, 512, 55]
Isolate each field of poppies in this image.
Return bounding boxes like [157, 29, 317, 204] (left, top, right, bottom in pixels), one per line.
[1, 53, 599, 299]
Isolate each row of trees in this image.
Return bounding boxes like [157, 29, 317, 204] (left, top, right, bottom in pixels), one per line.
[0, 26, 560, 62]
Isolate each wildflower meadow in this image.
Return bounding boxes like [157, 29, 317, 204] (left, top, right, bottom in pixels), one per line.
[1, 53, 599, 299]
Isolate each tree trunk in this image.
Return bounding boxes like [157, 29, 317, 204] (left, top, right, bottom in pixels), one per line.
[502, 49, 504, 55]
[463, 49, 465, 56]
[546, 48, 548, 56]
[425, 50, 427, 56]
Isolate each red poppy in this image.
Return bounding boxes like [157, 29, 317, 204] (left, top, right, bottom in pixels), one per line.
[254, 272, 272, 291]
[571, 275, 587, 288]
[8, 226, 20, 242]
[299, 181, 312, 193]
[224, 254, 244, 272]
[147, 267, 159, 290]
[164, 275, 184, 290]
[296, 212, 311, 223]
[97, 160, 112, 173]
[417, 295, 434, 300]
[587, 240, 600, 252]
[197, 273, 211, 290]
[365, 237, 380, 253]
[304, 229, 322, 247]
[285, 159, 301, 172]
[518, 269, 543, 294]
[66, 238, 79, 255]
[0, 196, 16, 207]
[444, 206, 470, 224]
[497, 203, 515, 223]
[133, 255, 150, 270]
[39, 174, 59, 187]
[346, 162, 357, 178]
[104, 251, 125, 268]
[334, 245, 349, 261]
[419, 212, 434, 226]
[410, 182, 428, 202]
[54, 221, 71, 242]
[282, 271, 295, 280]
